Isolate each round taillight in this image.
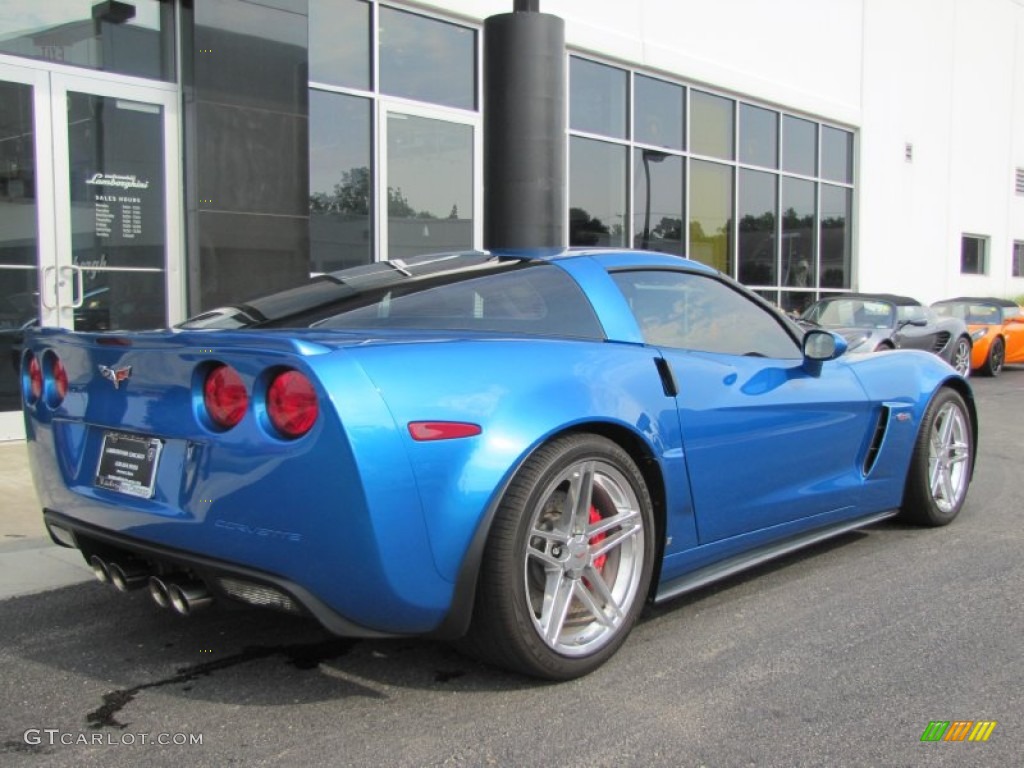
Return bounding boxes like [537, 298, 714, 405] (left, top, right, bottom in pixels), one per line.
[203, 364, 248, 429]
[267, 370, 318, 438]
[26, 353, 42, 403]
[51, 354, 68, 404]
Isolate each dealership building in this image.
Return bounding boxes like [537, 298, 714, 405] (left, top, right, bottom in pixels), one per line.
[1, 0, 1022, 439]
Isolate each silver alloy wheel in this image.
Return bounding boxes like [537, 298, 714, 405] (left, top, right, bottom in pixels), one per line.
[952, 338, 971, 376]
[523, 458, 645, 657]
[928, 400, 971, 513]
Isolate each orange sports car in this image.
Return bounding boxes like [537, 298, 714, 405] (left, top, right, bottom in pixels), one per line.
[931, 297, 1024, 376]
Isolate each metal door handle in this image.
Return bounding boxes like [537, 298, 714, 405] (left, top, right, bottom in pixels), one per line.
[60, 265, 85, 309]
[41, 265, 59, 310]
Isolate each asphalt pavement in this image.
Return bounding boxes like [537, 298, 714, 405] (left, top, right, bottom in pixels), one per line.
[0, 372, 1021, 767]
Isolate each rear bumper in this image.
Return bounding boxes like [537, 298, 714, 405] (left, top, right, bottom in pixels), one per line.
[45, 509, 399, 639]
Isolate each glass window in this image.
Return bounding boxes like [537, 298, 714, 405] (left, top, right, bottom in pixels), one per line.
[0, 81, 38, 413]
[690, 91, 734, 160]
[781, 178, 816, 288]
[314, 261, 604, 339]
[961, 235, 987, 275]
[611, 270, 800, 358]
[689, 160, 734, 274]
[780, 291, 815, 316]
[1014, 241, 1024, 278]
[379, 7, 476, 110]
[820, 185, 851, 289]
[67, 92, 167, 329]
[739, 104, 778, 168]
[738, 169, 777, 285]
[634, 75, 684, 150]
[309, 92, 373, 272]
[310, 0, 371, 90]
[570, 137, 627, 247]
[570, 57, 628, 139]
[782, 116, 817, 176]
[0, 0, 174, 80]
[633, 150, 684, 255]
[386, 113, 474, 260]
[821, 126, 853, 183]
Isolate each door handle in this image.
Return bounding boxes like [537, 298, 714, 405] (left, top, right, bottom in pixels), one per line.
[41, 265, 59, 310]
[59, 265, 85, 309]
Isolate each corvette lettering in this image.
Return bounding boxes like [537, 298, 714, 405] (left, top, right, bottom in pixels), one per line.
[214, 519, 302, 542]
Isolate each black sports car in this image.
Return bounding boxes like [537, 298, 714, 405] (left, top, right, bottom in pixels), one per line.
[800, 293, 972, 376]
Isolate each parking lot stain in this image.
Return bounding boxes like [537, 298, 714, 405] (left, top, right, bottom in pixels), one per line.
[87, 638, 357, 729]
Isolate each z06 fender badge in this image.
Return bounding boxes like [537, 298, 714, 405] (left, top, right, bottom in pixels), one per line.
[98, 365, 132, 389]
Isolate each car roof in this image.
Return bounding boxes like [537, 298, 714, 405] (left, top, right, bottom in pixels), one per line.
[932, 296, 1019, 308]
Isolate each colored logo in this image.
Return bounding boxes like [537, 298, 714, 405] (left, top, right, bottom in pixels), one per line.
[98, 365, 132, 389]
[920, 720, 997, 742]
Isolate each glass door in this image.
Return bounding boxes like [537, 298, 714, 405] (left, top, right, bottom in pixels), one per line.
[380, 102, 481, 260]
[49, 72, 182, 333]
[0, 63, 181, 439]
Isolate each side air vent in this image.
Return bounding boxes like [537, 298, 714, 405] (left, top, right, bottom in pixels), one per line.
[863, 406, 890, 475]
[931, 331, 951, 353]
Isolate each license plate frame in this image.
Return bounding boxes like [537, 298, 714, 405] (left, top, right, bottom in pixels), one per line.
[95, 431, 164, 499]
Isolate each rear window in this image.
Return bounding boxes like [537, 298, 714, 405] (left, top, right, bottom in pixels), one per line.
[312, 261, 603, 339]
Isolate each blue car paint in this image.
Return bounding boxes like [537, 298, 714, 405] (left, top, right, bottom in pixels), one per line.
[20, 250, 972, 636]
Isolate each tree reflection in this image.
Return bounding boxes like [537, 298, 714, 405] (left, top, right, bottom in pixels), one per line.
[309, 166, 440, 220]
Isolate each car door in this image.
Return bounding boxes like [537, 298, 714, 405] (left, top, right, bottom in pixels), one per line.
[611, 269, 876, 544]
[892, 305, 940, 352]
[1001, 309, 1024, 363]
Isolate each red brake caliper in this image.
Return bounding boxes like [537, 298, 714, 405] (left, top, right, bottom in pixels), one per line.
[589, 505, 607, 572]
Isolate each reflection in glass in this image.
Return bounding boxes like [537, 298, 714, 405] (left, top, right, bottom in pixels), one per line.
[780, 290, 816, 315]
[738, 169, 777, 285]
[633, 150, 683, 255]
[820, 185, 851, 288]
[67, 93, 166, 329]
[689, 160, 733, 274]
[0, 81, 38, 413]
[690, 91, 734, 160]
[310, 0, 371, 90]
[569, 137, 627, 247]
[0, 267, 39, 413]
[386, 113, 473, 260]
[0, 82, 37, 268]
[740, 104, 778, 168]
[570, 57, 628, 139]
[960, 235, 986, 275]
[781, 177, 816, 289]
[380, 7, 476, 110]
[635, 75, 684, 150]
[310, 92, 373, 272]
[821, 126, 853, 183]
[0, 0, 174, 80]
[783, 115, 817, 176]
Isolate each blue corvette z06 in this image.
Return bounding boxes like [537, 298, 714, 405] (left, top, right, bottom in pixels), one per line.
[21, 249, 977, 679]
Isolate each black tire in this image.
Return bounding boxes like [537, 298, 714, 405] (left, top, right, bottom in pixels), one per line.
[899, 388, 974, 526]
[983, 337, 1004, 377]
[463, 433, 655, 680]
[950, 336, 972, 377]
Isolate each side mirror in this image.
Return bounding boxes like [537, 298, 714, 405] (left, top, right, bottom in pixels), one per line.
[898, 318, 928, 328]
[803, 329, 847, 376]
[803, 329, 847, 361]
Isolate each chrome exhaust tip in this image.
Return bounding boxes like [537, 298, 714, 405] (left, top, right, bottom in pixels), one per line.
[167, 581, 213, 616]
[89, 555, 111, 584]
[108, 561, 150, 592]
[148, 575, 172, 609]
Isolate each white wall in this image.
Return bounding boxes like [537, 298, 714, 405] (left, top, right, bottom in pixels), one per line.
[427, 0, 1024, 302]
